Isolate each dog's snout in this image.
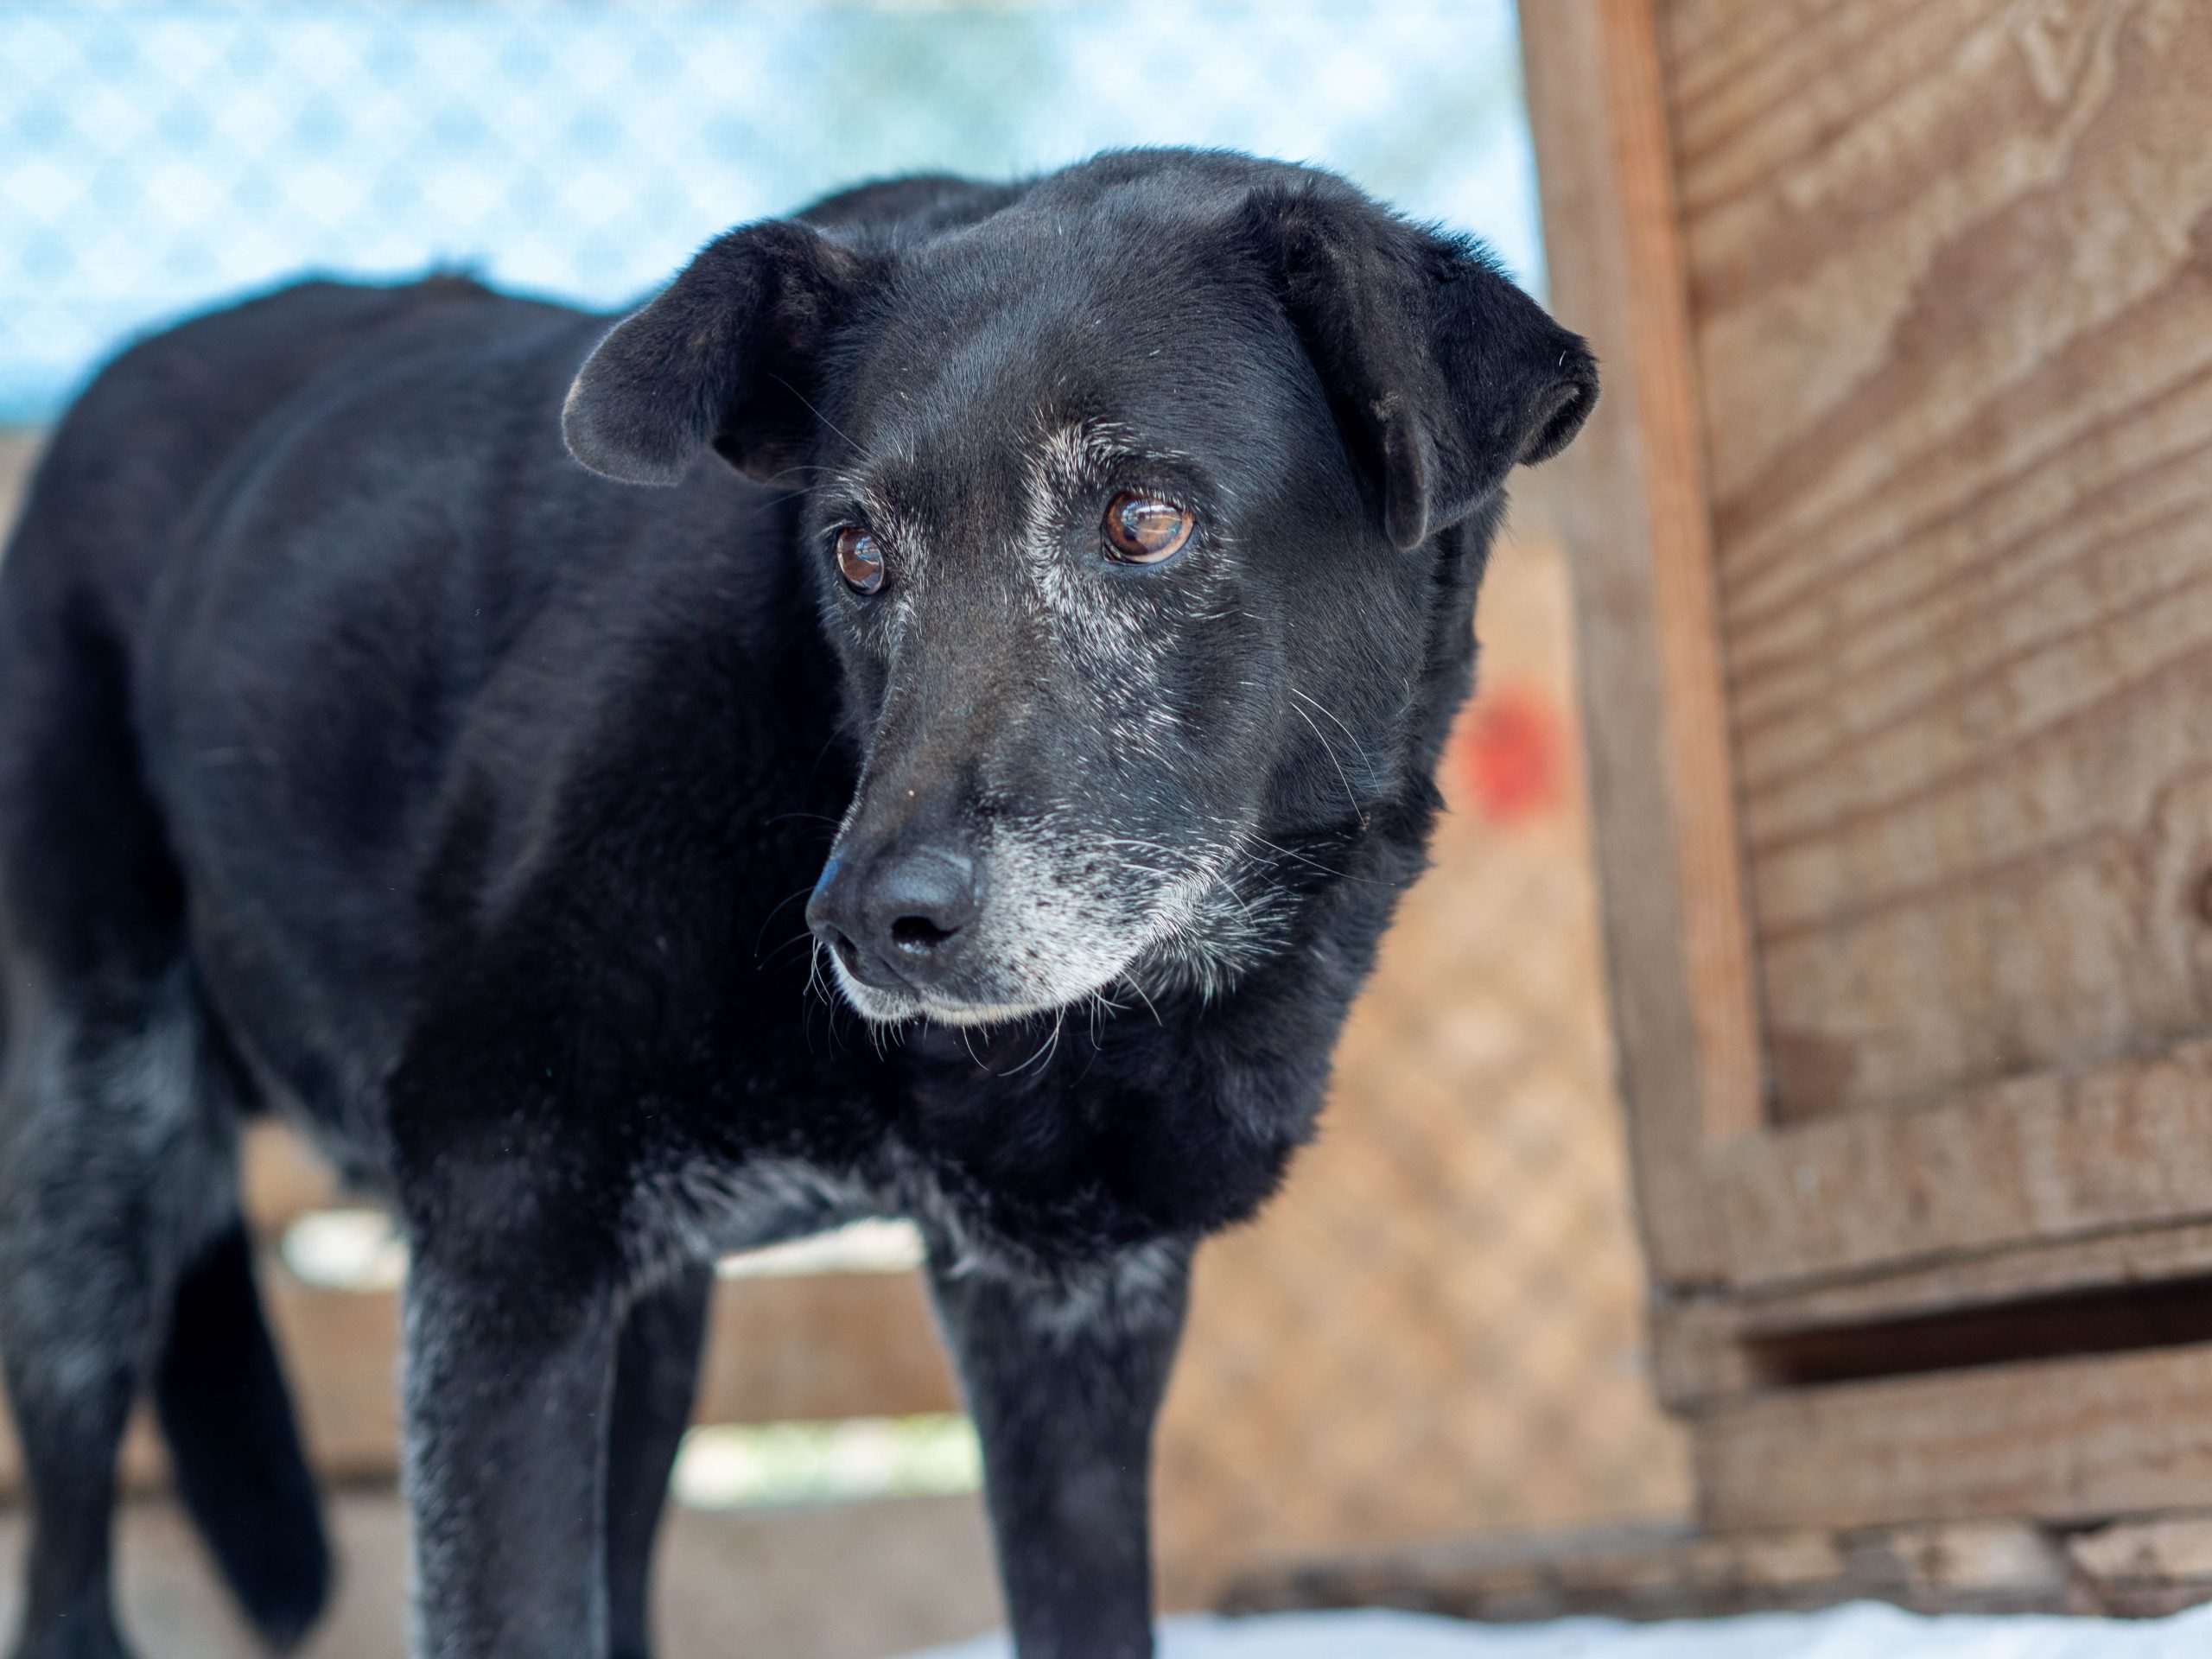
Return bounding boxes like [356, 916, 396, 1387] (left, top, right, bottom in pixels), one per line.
[809, 843, 980, 994]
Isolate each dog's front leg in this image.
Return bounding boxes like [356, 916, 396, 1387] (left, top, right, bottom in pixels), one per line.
[927, 1237, 1194, 1659]
[401, 1244, 623, 1659]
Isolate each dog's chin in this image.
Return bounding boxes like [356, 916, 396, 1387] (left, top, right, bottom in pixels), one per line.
[824, 953, 1119, 1031]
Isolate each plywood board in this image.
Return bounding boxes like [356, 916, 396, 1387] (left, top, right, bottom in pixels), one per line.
[1665, 0, 2212, 1124]
[1529, 0, 2212, 1297]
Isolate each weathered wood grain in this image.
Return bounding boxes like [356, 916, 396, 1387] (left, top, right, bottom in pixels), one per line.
[1695, 1339, 2212, 1533]
[1712, 1035, 2212, 1287]
[1664, 0, 2212, 1122]
[1526, 0, 2212, 1287]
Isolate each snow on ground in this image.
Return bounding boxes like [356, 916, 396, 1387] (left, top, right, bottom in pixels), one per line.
[902, 1601, 2212, 1658]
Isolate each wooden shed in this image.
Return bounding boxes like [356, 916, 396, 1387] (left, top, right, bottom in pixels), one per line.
[1243, 0, 2212, 1623]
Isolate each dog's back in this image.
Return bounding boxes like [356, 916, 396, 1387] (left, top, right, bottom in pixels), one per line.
[4, 277, 494, 642]
[0, 275, 555, 1143]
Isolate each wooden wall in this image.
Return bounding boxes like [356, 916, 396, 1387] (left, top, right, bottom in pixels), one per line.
[1524, 0, 2212, 1547]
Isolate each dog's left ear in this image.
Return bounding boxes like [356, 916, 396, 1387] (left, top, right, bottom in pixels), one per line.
[1239, 187, 1599, 550]
[563, 220, 883, 486]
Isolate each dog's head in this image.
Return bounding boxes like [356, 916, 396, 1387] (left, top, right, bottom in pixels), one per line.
[563, 154, 1595, 1027]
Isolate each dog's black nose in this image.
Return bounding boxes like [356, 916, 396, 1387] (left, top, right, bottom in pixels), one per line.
[809, 845, 979, 991]
[871, 847, 978, 957]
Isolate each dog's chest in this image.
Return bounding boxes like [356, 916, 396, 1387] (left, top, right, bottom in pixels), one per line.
[638, 1141, 966, 1265]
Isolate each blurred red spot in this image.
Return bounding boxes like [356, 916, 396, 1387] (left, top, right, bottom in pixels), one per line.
[1460, 683, 1561, 826]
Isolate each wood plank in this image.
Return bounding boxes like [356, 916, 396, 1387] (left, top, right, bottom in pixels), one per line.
[1224, 1516, 2076, 1621]
[268, 1262, 408, 1480]
[1664, 0, 2212, 1124]
[2063, 1510, 2212, 1614]
[1694, 1340, 2212, 1534]
[693, 1268, 957, 1427]
[240, 1119, 347, 1238]
[1656, 1211, 2212, 1407]
[1708, 1036, 2212, 1288]
[2067, 1510, 2212, 1618]
[0, 1260, 956, 1497]
[2069, 1510, 2212, 1586]
[1521, 0, 1763, 1285]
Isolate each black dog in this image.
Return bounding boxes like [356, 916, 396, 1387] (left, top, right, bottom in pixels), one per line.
[0, 149, 1593, 1659]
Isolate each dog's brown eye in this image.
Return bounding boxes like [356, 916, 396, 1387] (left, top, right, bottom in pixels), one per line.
[835, 526, 885, 594]
[1102, 493, 1193, 564]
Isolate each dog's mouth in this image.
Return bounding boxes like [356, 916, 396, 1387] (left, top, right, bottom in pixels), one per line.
[817, 915, 1147, 1030]
[809, 824, 1287, 1030]
[822, 963, 1064, 1030]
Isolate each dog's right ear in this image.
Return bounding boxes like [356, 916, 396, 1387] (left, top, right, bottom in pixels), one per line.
[563, 221, 881, 486]
[1237, 184, 1598, 550]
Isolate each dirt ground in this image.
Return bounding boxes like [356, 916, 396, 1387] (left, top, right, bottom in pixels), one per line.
[0, 1492, 1003, 1659]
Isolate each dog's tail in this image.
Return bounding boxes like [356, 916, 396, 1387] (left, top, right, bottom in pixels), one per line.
[154, 1221, 334, 1651]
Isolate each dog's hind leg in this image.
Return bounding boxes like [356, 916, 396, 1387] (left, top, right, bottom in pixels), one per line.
[603, 1262, 712, 1659]
[0, 430, 322, 1655]
[0, 970, 233, 1659]
[151, 1218, 331, 1649]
